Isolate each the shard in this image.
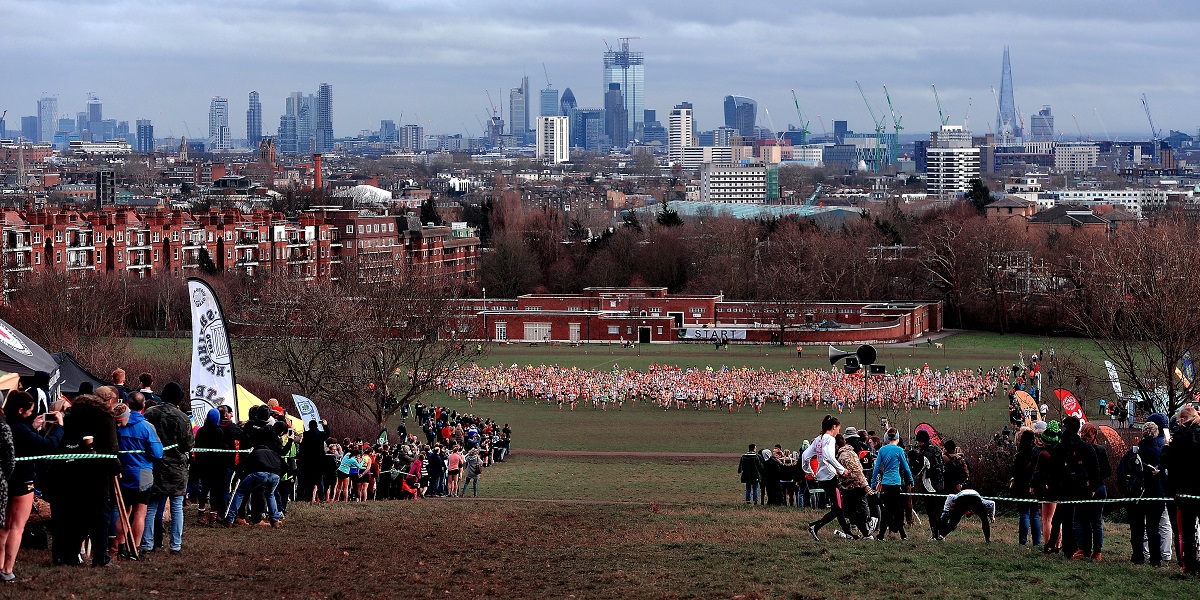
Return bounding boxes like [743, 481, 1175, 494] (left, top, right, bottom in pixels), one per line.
[997, 47, 1020, 143]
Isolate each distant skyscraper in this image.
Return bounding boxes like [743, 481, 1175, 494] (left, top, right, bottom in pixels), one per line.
[247, 91, 263, 148]
[642, 109, 667, 146]
[57, 118, 74, 134]
[86, 95, 103, 140]
[315, 83, 333, 152]
[380, 120, 398, 143]
[559, 88, 576, 117]
[209, 97, 231, 152]
[1029, 105, 1054, 142]
[287, 92, 316, 153]
[136, 119, 154, 153]
[278, 114, 298, 154]
[400, 124, 423, 151]
[723, 95, 757, 138]
[668, 102, 693, 166]
[509, 76, 530, 144]
[20, 116, 37, 141]
[833, 120, 848, 144]
[76, 112, 88, 137]
[540, 87, 559, 119]
[604, 83, 629, 148]
[536, 116, 570, 164]
[603, 38, 644, 141]
[997, 47, 1020, 142]
[37, 96, 58, 143]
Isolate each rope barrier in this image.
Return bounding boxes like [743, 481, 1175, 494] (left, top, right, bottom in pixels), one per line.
[897, 491, 1200, 504]
[15, 446, 250, 462]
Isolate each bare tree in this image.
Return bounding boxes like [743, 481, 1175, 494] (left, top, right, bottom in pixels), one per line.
[1067, 219, 1200, 416]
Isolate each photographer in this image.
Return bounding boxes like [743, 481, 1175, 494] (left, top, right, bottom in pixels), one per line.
[1, 391, 61, 581]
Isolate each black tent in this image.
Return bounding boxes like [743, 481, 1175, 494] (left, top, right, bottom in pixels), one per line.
[53, 352, 107, 396]
[0, 316, 62, 398]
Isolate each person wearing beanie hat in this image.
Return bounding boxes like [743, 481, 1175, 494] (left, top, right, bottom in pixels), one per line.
[1165, 402, 1200, 573]
[1050, 416, 1099, 560]
[142, 382, 195, 554]
[1032, 421, 1060, 553]
[914, 427, 945, 540]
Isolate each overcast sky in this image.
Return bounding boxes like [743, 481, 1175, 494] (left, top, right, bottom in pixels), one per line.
[3, 0, 1197, 142]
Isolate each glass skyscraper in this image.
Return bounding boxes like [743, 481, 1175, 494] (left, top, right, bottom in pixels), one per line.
[603, 38, 644, 141]
[247, 91, 263, 149]
[208, 97, 231, 152]
[723, 95, 757, 138]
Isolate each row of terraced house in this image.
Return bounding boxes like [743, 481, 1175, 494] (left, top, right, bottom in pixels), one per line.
[0, 205, 481, 300]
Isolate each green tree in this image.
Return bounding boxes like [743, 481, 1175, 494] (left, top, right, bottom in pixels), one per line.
[964, 178, 992, 214]
[420, 197, 444, 226]
[656, 201, 684, 227]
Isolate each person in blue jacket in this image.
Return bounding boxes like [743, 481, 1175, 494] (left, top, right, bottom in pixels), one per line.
[871, 428, 913, 540]
[115, 395, 163, 558]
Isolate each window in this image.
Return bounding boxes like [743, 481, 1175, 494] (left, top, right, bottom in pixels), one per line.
[32, 233, 40, 244]
[55, 231, 63, 242]
[345, 225, 353, 234]
[55, 250, 61, 263]
[626, 326, 632, 334]
[388, 223, 395, 232]
[357, 224, 364, 234]
[173, 249, 178, 260]
[153, 232, 160, 242]
[118, 252, 123, 263]
[172, 231, 179, 241]
[657, 326, 663, 335]
[154, 250, 159, 262]
[568, 306, 580, 312]
[34, 252, 40, 265]
[494, 322, 507, 341]
[607, 326, 619, 334]
[525, 306, 541, 311]
[208, 231, 214, 242]
[347, 241, 354, 249]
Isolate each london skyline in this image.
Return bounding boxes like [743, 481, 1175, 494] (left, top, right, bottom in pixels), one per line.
[3, 0, 1197, 141]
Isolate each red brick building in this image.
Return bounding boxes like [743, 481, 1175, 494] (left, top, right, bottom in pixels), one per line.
[466, 287, 941, 345]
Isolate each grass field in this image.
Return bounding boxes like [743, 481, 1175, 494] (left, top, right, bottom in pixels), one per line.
[4, 498, 1193, 599]
[39, 331, 1176, 598]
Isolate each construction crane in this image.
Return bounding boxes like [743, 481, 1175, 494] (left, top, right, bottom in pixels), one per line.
[542, 63, 552, 88]
[931, 84, 950, 127]
[1071, 114, 1085, 141]
[789, 89, 811, 144]
[990, 86, 1006, 139]
[1141, 93, 1161, 161]
[804, 183, 824, 206]
[882, 84, 903, 139]
[855, 81, 886, 172]
[1094, 107, 1113, 142]
[964, 97, 972, 130]
[816, 114, 830, 141]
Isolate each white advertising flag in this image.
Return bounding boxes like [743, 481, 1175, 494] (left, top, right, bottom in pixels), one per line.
[292, 394, 323, 431]
[1104, 360, 1123, 398]
[188, 278, 238, 423]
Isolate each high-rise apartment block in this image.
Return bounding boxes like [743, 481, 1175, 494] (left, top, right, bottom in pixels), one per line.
[315, 83, 333, 152]
[1029, 106, 1054, 142]
[37, 97, 58, 144]
[399, 124, 423, 151]
[926, 125, 980, 199]
[208, 97, 231, 152]
[540, 88, 559, 119]
[603, 38, 644, 141]
[247, 91, 263, 149]
[668, 102, 693, 166]
[136, 119, 154, 153]
[536, 116, 570, 164]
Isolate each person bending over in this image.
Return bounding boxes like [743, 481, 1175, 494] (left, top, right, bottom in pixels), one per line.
[938, 489, 996, 543]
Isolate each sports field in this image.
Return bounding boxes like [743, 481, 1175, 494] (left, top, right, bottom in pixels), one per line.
[25, 331, 1180, 598]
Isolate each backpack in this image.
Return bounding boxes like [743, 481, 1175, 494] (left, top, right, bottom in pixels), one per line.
[1058, 442, 1089, 492]
[1121, 448, 1145, 498]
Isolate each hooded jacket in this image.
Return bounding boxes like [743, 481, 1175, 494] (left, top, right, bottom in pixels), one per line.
[117, 410, 164, 491]
[194, 409, 234, 471]
[143, 399, 194, 496]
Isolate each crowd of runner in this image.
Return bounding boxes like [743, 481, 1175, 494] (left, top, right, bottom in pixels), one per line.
[0, 369, 512, 582]
[441, 363, 1006, 413]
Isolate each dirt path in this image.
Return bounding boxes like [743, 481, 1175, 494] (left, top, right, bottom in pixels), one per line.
[514, 449, 738, 460]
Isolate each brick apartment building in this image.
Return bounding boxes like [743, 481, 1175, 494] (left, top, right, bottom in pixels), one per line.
[0, 205, 480, 300]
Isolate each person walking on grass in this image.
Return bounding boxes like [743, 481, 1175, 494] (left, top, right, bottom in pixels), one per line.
[738, 444, 763, 504]
[461, 448, 484, 497]
[835, 434, 872, 539]
[803, 415, 851, 541]
[870, 428, 913, 541]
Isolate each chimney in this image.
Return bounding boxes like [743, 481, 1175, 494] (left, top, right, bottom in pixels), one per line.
[313, 153, 323, 190]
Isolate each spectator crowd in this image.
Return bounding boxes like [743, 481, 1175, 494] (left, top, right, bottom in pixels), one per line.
[0, 368, 512, 583]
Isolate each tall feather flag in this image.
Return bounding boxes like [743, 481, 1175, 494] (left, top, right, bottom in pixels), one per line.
[188, 278, 237, 426]
[914, 422, 943, 448]
[1054, 388, 1087, 423]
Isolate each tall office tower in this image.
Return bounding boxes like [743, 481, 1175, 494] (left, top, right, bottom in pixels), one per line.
[20, 116, 37, 141]
[1029, 105, 1054, 142]
[723, 95, 757, 137]
[76, 112, 88, 137]
[603, 38, 644, 141]
[288, 92, 317, 153]
[278, 114, 298, 154]
[57, 118, 74, 134]
[37, 96, 58, 143]
[540, 87, 559, 118]
[668, 102, 693, 166]
[136, 119, 154, 153]
[209, 97, 231, 152]
[86, 95, 103, 139]
[536, 116, 570, 164]
[604, 83, 629, 148]
[833, 120, 848, 144]
[568, 108, 607, 151]
[315, 83, 333, 152]
[247, 91, 263, 148]
[997, 46, 1020, 143]
[380, 120, 398, 143]
[509, 77, 529, 143]
[559, 88, 576, 116]
[642, 109, 667, 146]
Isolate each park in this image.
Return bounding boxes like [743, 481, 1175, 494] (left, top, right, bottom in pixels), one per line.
[3, 331, 1197, 599]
